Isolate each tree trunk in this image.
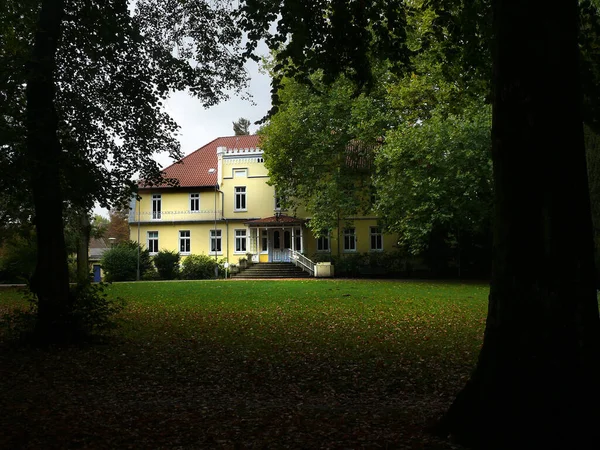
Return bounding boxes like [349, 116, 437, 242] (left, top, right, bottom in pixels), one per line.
[26, 0, 71, 341]
[434, 1, 600, 448]
[77, 213, 91, 285]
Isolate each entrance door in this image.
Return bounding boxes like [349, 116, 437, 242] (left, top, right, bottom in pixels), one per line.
[270, 230, 283, 262]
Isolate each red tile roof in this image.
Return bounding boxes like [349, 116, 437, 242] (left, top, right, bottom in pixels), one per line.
[245, 215, 305, 226]
[141, 135, 261, 188]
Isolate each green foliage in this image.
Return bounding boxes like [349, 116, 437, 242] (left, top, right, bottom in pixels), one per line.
[0, 229, 37, 283]
[233, 117, 251, 135]
[374, 106, 493, 257]
[180, 254, 222, 280]
[153, 250, 180, 280]
[1, 283, 124, 343]
[101, 241, 152, 282]
[259, 69, 392, 232]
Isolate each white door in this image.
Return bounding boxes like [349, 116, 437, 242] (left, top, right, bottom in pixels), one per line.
[270, 230, 283, 262]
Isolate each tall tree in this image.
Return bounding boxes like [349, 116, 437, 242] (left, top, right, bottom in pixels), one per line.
[432, 2, 600, 447]
[233, 117, 252, 135]
[240, 0, 600, 446]
[3, 0, 248, 340]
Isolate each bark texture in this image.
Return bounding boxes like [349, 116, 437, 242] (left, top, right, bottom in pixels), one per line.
[435, 1, 600, 448]
[26, 0, 71, 340]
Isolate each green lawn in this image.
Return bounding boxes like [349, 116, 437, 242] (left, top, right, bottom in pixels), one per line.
[0, 280, 488, 449]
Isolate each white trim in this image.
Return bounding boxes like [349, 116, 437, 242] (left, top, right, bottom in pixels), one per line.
[234, 186, 247, 212]
[147, 230, 159, 255]
[189, 193, 200, 212]
[209, 229, 223, 255]
[179, 230, 191, 255]
[343, 227, 357, 253]
[234, 228, 248, 254]
[369, 226, 383, 252]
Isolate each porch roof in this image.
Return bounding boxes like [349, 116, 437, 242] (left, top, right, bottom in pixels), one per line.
[245, 214, 305, 227]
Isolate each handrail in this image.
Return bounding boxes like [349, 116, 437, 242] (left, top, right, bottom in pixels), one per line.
[285, 249, 315, 276]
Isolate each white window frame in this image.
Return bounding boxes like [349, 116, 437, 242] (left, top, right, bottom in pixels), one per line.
[369, 227, 383, 252]
[189, 193, 200, 212]
[234, 229, 247, 254]
[261, 229, 268, 253]
[234, 186, 247, 212]
[152, 194, 162, 220]
[343, 228, 357, 252]
[316, 230, 330, 252]
[210, 229, 222, 254]
[294, 227, 302, 253]
[233, 168, 248, 178]
[147, 231, 159, 254]
[179, 230, 191, 254]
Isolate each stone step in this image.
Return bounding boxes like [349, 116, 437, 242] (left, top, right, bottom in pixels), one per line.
[232, 262, 311, 279]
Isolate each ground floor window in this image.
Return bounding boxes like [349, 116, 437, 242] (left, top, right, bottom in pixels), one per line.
[148, 231, 159, 254]
[317, 230, 330, 252]
[235, 229, 247, 253]
[370, 227, 383, 251]
[261, 230, 268, 252]
[210, 229, 222, 253]
[294, 227, 302, 252]
[343, 228, 356, 252]
[179, 230, 191, 254]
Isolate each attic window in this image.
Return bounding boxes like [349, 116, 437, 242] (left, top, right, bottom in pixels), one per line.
[208, 168, 216, 174]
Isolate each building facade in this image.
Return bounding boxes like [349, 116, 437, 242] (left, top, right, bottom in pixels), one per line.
[129, 135, 397, 266]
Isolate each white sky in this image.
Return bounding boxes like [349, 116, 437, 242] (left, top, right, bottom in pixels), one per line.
[157, 56, 272, 170]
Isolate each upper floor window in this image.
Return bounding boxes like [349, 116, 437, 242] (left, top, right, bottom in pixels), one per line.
[370, 227, 383, 251]
[179, 230, 191, 254]
[234, 186, 247, 211]
[152, 194, 161, 220]
[344, 228, 357, 252]
[233, 168, 247, 178]
[317, 230, 330, 252]
[148, 231, 159, 254]
[190, 193, 200, 212]
[235, 229, 247, 253]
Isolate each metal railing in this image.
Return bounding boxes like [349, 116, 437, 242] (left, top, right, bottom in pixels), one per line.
[286, 249, 315, 276]
[129, 210, 223, 223]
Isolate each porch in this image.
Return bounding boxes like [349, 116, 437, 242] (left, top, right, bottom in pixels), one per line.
[245, 215, 305, 263]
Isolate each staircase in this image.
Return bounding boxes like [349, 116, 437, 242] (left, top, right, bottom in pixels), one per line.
[232, 262, 311, 279]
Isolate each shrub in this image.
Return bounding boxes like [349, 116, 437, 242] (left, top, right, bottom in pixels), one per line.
[153, 250, 180, 280]
[1, 283, 125, 344]
[180, 254, 220, 280]
[101, 241, 152, 281]
[0, 231, 37, 283]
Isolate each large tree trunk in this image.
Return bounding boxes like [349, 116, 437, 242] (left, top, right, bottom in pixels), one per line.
[434, 1, 600, 448]
[26, 0, 71, 341]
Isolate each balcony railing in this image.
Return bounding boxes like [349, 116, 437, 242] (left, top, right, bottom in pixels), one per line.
[129, 210, 223, 223]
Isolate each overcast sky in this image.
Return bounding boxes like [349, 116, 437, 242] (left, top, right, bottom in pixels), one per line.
[158, 57, 271, 169]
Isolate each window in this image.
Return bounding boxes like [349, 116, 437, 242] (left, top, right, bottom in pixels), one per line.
[283, 230, 291, 249]
[261, 230, 268, 252]
[210, 229, 222, 253]
[370, 227, 383, 251]
[190, 193, 200, 212]
[273, 230, 281, 249]
[148, 231, 159, 254]
[235, 229, 247, 253]
[294, 227, 302, 252]
[233, 169, 247, 178]
[152, 194, 161, 220]
[179, 230, 191, 254]
[234, 186, 247, 211]
[344, 228, 357, 252]
[317, 230, 330, 252]
[274, 195, 282, 211]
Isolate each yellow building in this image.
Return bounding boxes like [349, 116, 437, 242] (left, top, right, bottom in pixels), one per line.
[129, 135, 397, 271]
